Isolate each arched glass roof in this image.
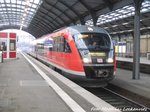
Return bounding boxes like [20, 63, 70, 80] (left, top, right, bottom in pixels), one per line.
[0, 0, 42, 30]
[0, 0, 149, 37]
[85, 0, 150, 26]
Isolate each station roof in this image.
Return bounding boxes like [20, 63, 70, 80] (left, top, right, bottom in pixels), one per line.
[0, 0, 149, 38]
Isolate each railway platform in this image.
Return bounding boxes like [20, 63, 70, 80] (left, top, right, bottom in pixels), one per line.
[112, 57, 150, 100]
[116, 57, 150, 65]
[116, 57, 150, 74]
[0, 52, 120, 112]
[110, 68, 150, 99]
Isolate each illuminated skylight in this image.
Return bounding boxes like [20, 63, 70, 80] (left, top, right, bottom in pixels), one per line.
[85, 0, 150, 26]
[0, 0, 42, 30]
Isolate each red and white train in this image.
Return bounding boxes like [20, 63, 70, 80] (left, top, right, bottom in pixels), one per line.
[29, 25, 116, 86]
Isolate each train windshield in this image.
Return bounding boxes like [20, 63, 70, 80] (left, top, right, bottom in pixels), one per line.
[74, 33, 111, 51]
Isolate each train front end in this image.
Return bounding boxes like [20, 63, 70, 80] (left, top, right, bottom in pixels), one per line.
[71, 26, 116, 86]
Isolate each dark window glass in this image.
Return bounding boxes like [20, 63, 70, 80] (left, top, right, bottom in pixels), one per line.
[51, 36, 71, 53]
[36, 43, 44, 55]
[53, 37, 58, 51]
[74, 33, 111, 51]
[64, 40, 71, 53]
[59, 36, 65, 52]
[44, 37, 53, 51]
[0, 38, 7, 51]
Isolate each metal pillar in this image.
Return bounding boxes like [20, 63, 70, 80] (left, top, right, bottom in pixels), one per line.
[91, 12, 98, 26]
[80, 18, 85, 25]
[132, 0, 143, 79]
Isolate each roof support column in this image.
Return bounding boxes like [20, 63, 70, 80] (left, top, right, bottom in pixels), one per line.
[80, 18, 85, 25]
[91, 12, 98, 26]
[132, 0, 143, 80]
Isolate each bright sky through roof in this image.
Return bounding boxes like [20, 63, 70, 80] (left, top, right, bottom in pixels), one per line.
[1, 29, 35, 50]
[85, 0, 150, 26]
[0, 0, 42, 30]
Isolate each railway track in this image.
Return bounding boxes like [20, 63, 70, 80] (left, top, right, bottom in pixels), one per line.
[85, 87, 150, 112]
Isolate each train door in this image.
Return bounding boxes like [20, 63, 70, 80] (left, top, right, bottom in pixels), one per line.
[63, 37, 72, 69]
[57, 35, 65, 67]
[51, 36, 64, 66]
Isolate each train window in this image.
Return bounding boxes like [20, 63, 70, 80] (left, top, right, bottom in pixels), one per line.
[51, 36, 71, 53]
[52, 36, 65, 52]
[49, 47, 52, 51]
[53, 37, 58, 51]
[44, 38, 53, 51]
[74, 33, 111, 51]
[36, 43, 44, 51]
[64, 40, 71, 53]
[59, 36, 65, 52]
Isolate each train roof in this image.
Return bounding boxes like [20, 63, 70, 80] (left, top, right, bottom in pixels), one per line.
[67, 25, 108, 35]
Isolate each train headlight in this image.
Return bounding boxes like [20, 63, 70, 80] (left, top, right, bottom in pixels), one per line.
[83, 58, 91, 63]
[107, 58, 113, 63]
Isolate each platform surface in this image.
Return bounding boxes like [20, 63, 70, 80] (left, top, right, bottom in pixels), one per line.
[0, 53, 121, 112]
[0, 54, 72, 112]
[111, 68, 150, 99]
[115, 57, 150, 98]
[1, 52, 149, 112]
[116, 57, 150, 65]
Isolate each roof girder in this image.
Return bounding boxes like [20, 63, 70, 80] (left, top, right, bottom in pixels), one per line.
[35, 9, 59, 28]
[59, 0, 85, 24]
[44, 0, 76, 24]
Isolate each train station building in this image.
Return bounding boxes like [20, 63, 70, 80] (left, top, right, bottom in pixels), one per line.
[0, 0, 150, 112]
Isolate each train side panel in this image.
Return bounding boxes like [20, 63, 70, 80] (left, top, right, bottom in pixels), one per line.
[44, 31, 84, 74]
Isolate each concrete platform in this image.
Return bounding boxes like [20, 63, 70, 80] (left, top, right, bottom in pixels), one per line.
[110, 68, 150, 99]
[0, 54, 71, 112]
[116, 57, 150, 74]
[116, 57, 150, 65]
[0, 53, 120, 112]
